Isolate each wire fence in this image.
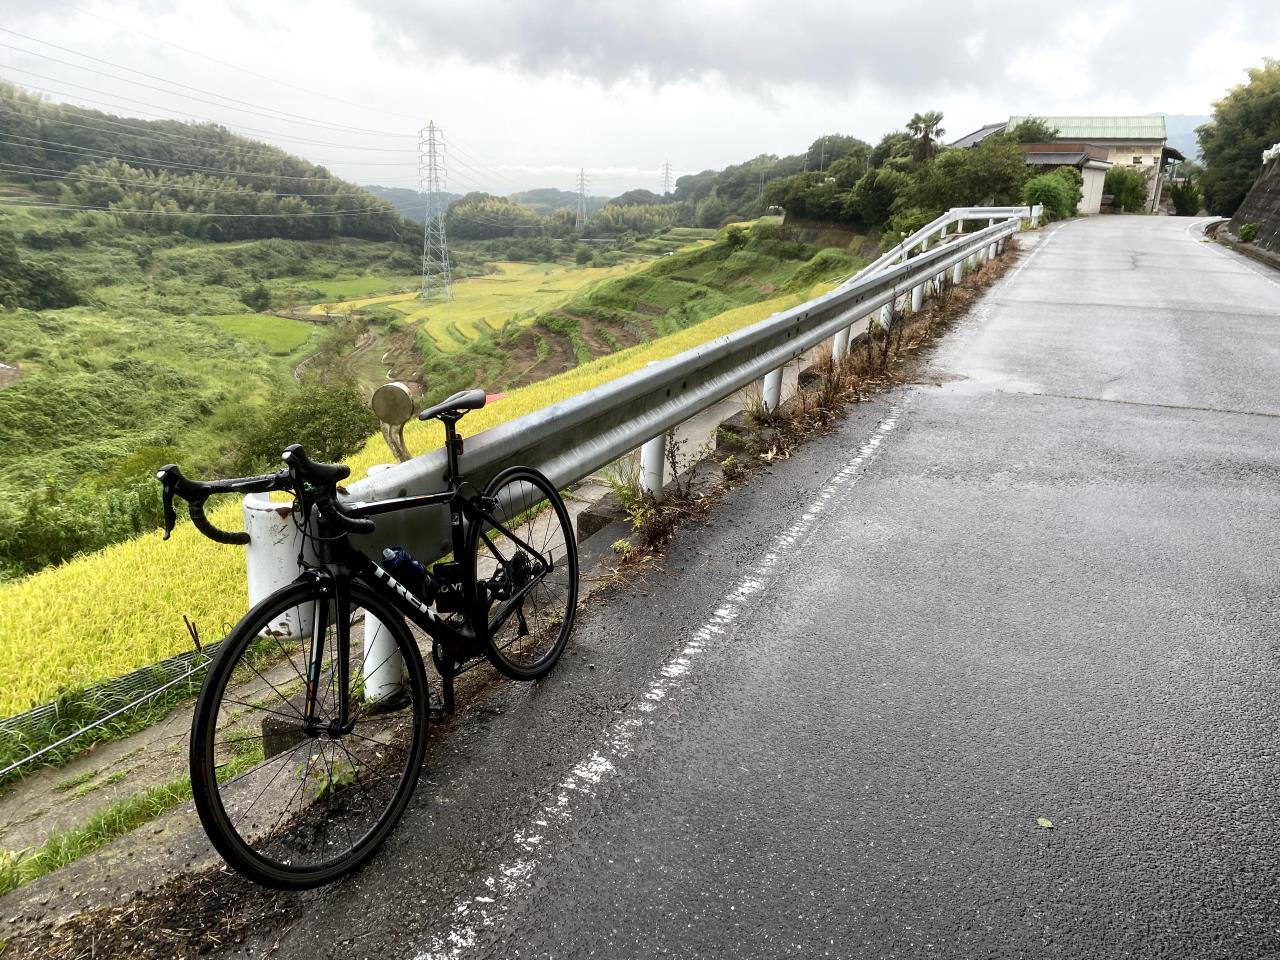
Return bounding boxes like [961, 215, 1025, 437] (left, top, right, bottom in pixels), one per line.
[0, 639, 222, 784]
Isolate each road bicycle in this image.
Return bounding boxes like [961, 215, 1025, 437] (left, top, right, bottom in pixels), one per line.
[157, 389, 578, 889]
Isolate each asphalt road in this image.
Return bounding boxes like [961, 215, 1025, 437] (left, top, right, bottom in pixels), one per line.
[246, 217, 1280, 959]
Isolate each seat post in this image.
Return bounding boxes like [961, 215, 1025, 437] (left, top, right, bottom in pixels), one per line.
[441, 416, 461, 485]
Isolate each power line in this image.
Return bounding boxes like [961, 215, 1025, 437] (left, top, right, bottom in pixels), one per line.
[40, 0, 424, 124]
[0, 130, 415, 182]
[0, 198, 390, 218]
[0, 160, 371, 199]
[0, 29, 414, 139]
[0, 96, 414, 165]
[419, 122, 453, 302]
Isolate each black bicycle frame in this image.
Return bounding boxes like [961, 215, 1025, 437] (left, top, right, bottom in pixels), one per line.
[298, 475, 554, 724]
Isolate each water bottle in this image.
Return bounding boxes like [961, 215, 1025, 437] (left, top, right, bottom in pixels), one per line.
[381, 547, 437, 604]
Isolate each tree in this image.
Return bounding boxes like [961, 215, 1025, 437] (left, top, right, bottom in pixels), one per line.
[1171, 178, 1203, 216]
[240, 282, 271, 312]
[1005, 117, 1060, 143]
[870, 131, 915, 168]
[901, 139, 1029, 217]
[906, 111, 946, 163]
[228, 372, 378, 473]
[806, 135, 871, 172]
[1104, 166, 1149, 212]
[609, 188, 662, 207]
[846, 168, 911, 229]
[1198, 59, 1280, 216]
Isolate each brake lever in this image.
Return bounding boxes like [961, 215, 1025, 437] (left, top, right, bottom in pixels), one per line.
[157, 469, 178, 540]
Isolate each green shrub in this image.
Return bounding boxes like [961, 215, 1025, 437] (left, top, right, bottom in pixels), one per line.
[222, 371, 378, 473]
[1171, 180, 1203, 216]
[1050, 166, 1084, 214]
[1022, 174, 1075, 221]
[1238, 222, 1259, 242]
[1104, 166, 1149, 212]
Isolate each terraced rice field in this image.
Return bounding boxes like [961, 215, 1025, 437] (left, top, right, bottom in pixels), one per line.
[309, 259, 681, 352]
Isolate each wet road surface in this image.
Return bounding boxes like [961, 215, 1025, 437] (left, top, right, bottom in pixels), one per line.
[245, 217, 1280, 959]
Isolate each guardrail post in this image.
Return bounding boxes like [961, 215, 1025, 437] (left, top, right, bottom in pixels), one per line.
[762, 366, 784, 414]
[953, 258, 964, 285]
[362, 465, 404, 702]
[640, 432, 666, 500]
[910, 281, 924, 314]
[832, 326, 850, 359]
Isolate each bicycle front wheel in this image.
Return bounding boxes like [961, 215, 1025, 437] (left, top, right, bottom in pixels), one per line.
[190, 578, 429, 889]
[470, 466, 579, 680]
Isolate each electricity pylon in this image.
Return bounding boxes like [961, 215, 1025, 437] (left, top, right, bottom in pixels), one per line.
[575, 168, 589, 231]
[419, 121, 453, 301]
[661, 159, 673, 196]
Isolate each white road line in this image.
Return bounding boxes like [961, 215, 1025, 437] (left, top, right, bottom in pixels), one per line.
[413, 399, 913, 960]
[1196, 232, 1280, 292]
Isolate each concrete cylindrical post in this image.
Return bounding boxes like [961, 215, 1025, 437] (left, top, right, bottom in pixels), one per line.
[911, 283, 924, 314]
[832, 326, 850, 360]
[761, 367, 784, 415]
[953, 260, 965, 285]
[245, 492, 310, 631]
[640, 432, 666, 500]
[362, 464, 404, 702]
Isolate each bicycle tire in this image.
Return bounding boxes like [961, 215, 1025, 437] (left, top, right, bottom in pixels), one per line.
[469, 466, 579, 680]
[190, 577, 429, 889]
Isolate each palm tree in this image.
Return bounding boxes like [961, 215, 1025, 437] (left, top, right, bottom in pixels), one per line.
[907, 111, 946, 163]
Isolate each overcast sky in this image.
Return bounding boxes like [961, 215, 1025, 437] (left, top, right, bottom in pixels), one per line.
[3, 0, 1278, 195]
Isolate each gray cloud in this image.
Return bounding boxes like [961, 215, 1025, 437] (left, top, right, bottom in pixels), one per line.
[352, 0, 1275, 97]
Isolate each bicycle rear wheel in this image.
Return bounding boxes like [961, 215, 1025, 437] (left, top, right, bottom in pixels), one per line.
[190, 577, 429, 889]
[470, 466, 578, 680]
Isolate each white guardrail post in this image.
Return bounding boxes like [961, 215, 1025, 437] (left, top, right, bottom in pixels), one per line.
[762, 367, 784, 413]
[362, 465, 404, 700]
[640, 432, 666, 500]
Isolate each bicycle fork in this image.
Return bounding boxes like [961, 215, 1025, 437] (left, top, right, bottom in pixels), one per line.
[303, 576, 355, 737]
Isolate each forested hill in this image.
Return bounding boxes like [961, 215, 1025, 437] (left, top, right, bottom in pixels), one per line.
[363, 184, 460, 223]
[0, 81, 407, 242]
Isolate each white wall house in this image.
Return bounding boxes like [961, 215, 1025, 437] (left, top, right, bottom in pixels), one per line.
[1008, 116, 1180, 210]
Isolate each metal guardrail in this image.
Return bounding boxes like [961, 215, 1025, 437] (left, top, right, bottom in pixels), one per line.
[841, 205, 1041, 291]
[238, 212, 1026, 580]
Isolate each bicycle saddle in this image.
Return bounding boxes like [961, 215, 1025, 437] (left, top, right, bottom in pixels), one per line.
[419, 389, 487, 422]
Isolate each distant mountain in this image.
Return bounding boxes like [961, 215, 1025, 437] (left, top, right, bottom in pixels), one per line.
[364, 184, 612, 222]
[507, 187, 610, 217]
[362, 185, 460, 223]
[1163, 114, 1210, 162]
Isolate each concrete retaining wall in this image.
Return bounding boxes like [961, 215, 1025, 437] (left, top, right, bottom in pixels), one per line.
[1230, 158, 1280, 254]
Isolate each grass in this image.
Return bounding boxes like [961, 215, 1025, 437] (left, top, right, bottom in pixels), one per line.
[206, 314, 315, 355]
[0, 775, 193, 896]
[307, 275, 418, 300]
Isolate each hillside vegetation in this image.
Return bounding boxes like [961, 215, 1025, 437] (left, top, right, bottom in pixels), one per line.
[0, 81, 405, 242]
[0, 218, 856, 717]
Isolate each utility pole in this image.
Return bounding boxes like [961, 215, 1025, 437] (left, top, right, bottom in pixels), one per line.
[661, 159, 673, 196]
[819, 137, 826, 172]
[575, 168, 589, 231]
[758, 168, 765, 205]
[419, 121, 453, 301]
